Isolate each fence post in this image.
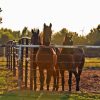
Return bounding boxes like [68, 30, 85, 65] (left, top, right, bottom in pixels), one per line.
[18, 45, 22, 89]
[8, 44, 10, 69]
[25, 38, 29, 88]
[18, 39, 24, 82]
[10, 42, 13, 71]
[13, 41, 16, 76]
[6, 44, 9, 69]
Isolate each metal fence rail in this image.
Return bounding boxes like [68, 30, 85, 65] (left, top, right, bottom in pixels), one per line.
[0, 44, 100, 91]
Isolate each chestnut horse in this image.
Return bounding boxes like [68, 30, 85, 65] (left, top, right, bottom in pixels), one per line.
[58, 34, 85, 91]
[30, 29, 41, 90]
[36, 23, 57, 90]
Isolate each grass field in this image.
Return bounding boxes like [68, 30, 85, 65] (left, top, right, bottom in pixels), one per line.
[84, 57, 100, 68]
[0, 90, 100, 100]
[0, 57, 100, 100]
[0, 57, 100, 68]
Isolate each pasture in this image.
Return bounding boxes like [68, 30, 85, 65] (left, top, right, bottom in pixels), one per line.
[0, 91, 100, 100]
[0, 57, 100, 100]
[85, 58, 100, 68]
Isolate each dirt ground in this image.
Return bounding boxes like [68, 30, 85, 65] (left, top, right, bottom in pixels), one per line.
[23, 68, 100, 93]
[52, 68, 100, 93]
[79, 68, 100, 93]
[14, 67, 100, 94]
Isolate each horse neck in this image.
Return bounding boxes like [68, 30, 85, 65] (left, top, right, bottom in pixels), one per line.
[74, 48, 84, 55]
[31, 35, 41, 44]
[62, 43, 74, 54]
[42, 37, 50, 46]
[31, 36, 40, 52]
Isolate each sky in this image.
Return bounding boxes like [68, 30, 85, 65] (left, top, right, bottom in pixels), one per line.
[0, 0, 100, 35]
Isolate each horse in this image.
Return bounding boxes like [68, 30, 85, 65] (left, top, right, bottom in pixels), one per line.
[30, 29, 41, 90]
[58, 34, 85, 91]
[36, 23, 58, 90]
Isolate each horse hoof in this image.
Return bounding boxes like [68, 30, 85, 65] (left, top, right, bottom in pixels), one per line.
[56, 88, 58, 91]
[52, 88, 55, 91]
[76, 88, 79, 91]
[56, 87, 59, 91]
[34, 87, 37, 91]
[69, 89, 71, 92]
[62, 88, 64, 91]
[40, 89, 43, 91]
[40, 87, 43, 90]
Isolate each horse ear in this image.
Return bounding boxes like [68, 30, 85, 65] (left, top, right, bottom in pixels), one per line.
[31, 29, 34, 33]
[37, 29, 39, 34]
[44, 23, 46, 27]
[50, 23, 52, 28]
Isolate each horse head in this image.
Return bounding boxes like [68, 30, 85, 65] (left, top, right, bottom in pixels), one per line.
[31, 29, 41, 45]
[63, 34, 73, 45]
[43, 23, 52, 46]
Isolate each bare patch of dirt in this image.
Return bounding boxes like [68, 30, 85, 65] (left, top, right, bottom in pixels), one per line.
[80, 69, 100, 93]
[13, 67, 100, 94]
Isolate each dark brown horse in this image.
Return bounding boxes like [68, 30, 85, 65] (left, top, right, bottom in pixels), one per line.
[36, 23, 57, 90]
[30, 29, 41, 90]
[58, 34, 85, 91]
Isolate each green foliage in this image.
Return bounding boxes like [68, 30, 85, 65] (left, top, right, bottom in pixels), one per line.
[52, 24, 100, 45]
[52, 28, 87, 45]
[21, 27, 28, 37]
[51, 28, 69, 44]
[0, 24, 100, 45]
[0, 69, 17, 93]
[0, 8, 2, 23]
[0, 28, 20, 44]
[86, 24, 100, 45]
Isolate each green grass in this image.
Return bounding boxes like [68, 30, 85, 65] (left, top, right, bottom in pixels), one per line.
[0, 69, 17, 93]
[0, 57, 7, 66]
[0, 57, 100, 68]
[0, 57, 100, 100]
[84, 58, 100, 68]
[0, 91, 100, 100]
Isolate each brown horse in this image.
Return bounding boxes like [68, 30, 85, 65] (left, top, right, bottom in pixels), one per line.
[58, 34, 85, 91]
[36, 23, 57, 90]
[30, 29, 41, 90]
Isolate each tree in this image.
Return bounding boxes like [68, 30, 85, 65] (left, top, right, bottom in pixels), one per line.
[1, 34, 9, 44]
[13, 31, 20, 40]
[21, 27, 28, 37]
[86, 24, 100, 45]
[52, 28, 69, 44]
[0, 8, 2, 23]
[52, 28, 72, 44]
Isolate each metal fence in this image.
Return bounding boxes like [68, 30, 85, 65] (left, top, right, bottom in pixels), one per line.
[0, 44, 100, 92]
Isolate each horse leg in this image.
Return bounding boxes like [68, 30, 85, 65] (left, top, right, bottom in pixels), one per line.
[55, 67, 59, 91]
[60, 69, 65, 91]
[33, 66, 37, 91]
[68, 71, 72, 91]
[78, 56, 85, 81]
[39, 69, 44, 90]
[78, 67, 82, 82]
[46, 69, 52, 91]
[30, 51, 34, 90]
[30, 66, 33, 90]
[52, 69, 57, 91]
[78, 61, 84, 81]
[73, 71, 80, 91]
